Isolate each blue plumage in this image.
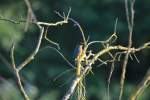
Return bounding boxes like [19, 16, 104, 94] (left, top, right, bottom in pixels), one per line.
[73, 44, 83, 61]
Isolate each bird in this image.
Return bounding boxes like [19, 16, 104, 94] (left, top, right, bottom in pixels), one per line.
[73, 44, 83, 63]
[73, 43, 84, 76]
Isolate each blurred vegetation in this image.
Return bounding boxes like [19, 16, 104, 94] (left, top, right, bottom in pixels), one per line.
[0, 0, 150, 100]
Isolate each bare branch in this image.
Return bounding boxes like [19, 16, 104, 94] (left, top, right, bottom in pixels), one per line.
[62, 40, 150, 100]
[55, 10, 87, 46]
[10, 10, 71, 71]
[119, 0, 135, 99]
[68, 18, 87, 46]
[62, 65, 91, 100]
[38, 8, 71, 26]
[40, 46, 75, 69]
[17, 27, 44, 71]
[130, 67, 150, 100]
[0, 16, 23, 24]
[10, 44, 30, 100]
[24, 0, 37, 31]
[16, 70, 30, 100]
[11, 43, 16, 69]
[37, 20, 68, 26]
[44, 27, 60, 49]
[0, 7, 72, 100]
[1, 0, 149, 100]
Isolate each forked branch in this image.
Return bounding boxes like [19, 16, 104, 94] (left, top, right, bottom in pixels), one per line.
[62, 35, 150, 100]
[119, 0, 135, 99]
[8, 1, 71, 99]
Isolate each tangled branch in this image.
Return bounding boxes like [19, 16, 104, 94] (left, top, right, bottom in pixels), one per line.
[0, 0, 71, 99]
[0, 0, 150, 100]
[62, 31, 150, 100]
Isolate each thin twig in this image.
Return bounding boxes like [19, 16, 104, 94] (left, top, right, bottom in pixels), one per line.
[107, 19, 119, 100]
[1, 7, 72, 100]
[119, 0, 135, 99]
[0, 17, 23, 24]
[40, 46, 75, 69]
[130, 67, 150, 100]
[24, 0, 37, 31]
[11, 43, 16, 69]
[17, 27, 44, 71]
[68, 18, 87, 46]
[62, 63, 92, 100]
[38, 8, 71, 26]
[44, 27, 60, 49]
[11, 44, 30, 100]
[55, 11, 87, 46]
[62, 41, 149, 100]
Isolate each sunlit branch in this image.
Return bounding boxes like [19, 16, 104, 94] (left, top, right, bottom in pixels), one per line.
[55, 10, 87, 46]
[130, 67, 150, 100]
[62, 40, 150, 100]
[119, 0, 135, 99]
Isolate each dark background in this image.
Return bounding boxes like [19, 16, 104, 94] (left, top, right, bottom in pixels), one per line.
[0, 0, 150, 100]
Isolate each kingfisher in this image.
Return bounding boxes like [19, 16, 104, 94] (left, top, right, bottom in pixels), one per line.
[73, 43, 84, 76]
[73, 44, 83, 63]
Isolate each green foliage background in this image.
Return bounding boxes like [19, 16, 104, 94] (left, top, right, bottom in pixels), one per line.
[0, 0, 150, 100]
